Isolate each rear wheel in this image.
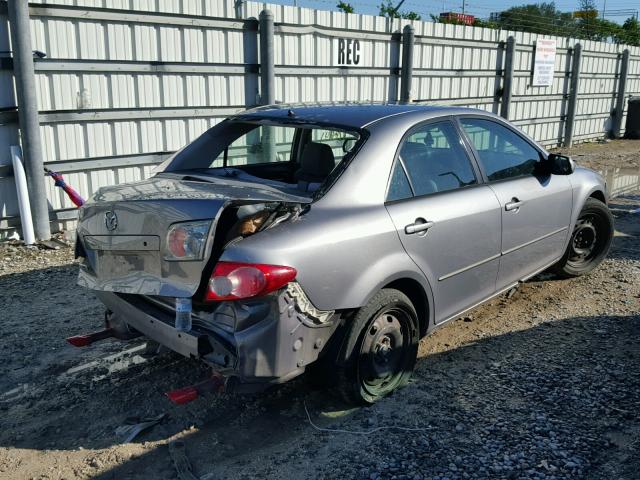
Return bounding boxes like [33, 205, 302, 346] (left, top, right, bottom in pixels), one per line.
[332, 289, 419, 404]
[551, 197, 613, 277]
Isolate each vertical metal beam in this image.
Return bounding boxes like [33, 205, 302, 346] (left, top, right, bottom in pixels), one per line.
[259, 9, 275, 106]
[234, 0, 245, 19]
[611, 48, 630, 139]
[387, 31, 401, 102]
[7, 1, 50, 240]
[500, 36, 516, 120]
[400, 24, 414, 103]
[563, 43, 582, 148]
[258, 10, 275, 163]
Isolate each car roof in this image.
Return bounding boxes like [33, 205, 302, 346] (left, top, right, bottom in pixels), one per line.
[231, 102, 490, 130]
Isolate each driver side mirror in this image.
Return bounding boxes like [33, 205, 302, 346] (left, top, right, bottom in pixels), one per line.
[546, 153, 575, 175]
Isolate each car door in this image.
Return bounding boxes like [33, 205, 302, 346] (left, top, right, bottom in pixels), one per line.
[459, 117, 573, 290]
[385, 119, 503, 324]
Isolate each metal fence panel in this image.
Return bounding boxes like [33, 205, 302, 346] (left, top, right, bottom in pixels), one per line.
[0, 0, 639, 235]
[0, 6, 19, 224]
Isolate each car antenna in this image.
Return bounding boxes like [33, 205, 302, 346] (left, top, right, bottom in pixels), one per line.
[287, 109, 296, 117]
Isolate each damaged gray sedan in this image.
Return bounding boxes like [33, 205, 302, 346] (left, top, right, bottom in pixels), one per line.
[72, 104, 613, 404]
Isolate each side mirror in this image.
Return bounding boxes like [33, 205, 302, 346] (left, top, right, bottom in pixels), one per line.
[547, 153, 575, 175]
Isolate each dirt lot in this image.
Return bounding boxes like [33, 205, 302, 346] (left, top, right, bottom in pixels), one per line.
[552, 139, 640, 172]
[0, 142, 639, 480]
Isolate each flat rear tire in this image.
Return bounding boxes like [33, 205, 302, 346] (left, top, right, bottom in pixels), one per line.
[332, 288, 419, 405]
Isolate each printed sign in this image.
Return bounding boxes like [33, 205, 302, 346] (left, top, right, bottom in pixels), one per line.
[532, 39, 556, 87]
[335, 38, 362, 66]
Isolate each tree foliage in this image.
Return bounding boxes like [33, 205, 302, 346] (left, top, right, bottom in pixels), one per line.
[618, 17, 640, 45]
[336, 2, 354, 14]
[434, 1, 640, 46]
[378, 1, 422, 20]
[493, 3, 575, 36]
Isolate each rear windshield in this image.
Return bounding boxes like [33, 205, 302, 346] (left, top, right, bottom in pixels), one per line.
[158, 120, 362, 195]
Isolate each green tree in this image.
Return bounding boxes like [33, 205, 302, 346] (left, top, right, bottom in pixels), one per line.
[592, 19, 623, 42]
[618, 16, 640, 45]
[336, 2, 354, 14]
[473, 18, 500, 29]
[576, 0, 599, 39]
[430, 0, 639, 46]
[496, 3, 576, 36]
[378, 1, 421, 20]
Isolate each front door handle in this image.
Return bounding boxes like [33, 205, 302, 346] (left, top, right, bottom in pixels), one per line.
[505, 198, 523, 211]
[405, 218, 435, 235]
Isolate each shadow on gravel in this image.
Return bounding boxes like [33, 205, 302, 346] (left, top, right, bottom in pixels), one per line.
[4, 312, 633, 479]
[608, 195, 640, 261]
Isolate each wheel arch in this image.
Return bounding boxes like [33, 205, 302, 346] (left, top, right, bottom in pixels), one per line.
[588, 189, 607, 205]
[382, 277, 432, 338]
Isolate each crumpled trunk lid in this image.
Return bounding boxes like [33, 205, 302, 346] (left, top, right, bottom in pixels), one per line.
[76, 175, 308, 297]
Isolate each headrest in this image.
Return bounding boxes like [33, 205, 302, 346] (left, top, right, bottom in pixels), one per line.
[400, 141, 428, 163]
[297, 142, 335, 182]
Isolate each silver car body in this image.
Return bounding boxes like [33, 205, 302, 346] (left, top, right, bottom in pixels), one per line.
[75, 104, 607, 388]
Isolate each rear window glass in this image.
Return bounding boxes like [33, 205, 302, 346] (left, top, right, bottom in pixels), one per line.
[210, 125, 296, 167]
[159, 121, 361, 195]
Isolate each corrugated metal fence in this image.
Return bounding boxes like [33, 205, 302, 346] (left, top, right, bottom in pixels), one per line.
[0, 0, 639, 236]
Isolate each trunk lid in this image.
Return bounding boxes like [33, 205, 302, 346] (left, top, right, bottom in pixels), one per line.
[76, 175, 308, 297]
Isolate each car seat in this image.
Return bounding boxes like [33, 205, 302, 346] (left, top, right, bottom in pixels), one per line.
[296, 142, 336, 191]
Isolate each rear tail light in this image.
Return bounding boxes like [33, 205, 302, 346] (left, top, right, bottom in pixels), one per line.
[165, 220, 211, 261]
[205, 261, 297, 301]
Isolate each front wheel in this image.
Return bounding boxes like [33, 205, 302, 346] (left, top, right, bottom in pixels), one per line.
[551, 197, 614, 277]
[332, 289, 419, 404]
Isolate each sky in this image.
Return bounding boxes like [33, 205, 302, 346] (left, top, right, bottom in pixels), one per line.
[274, 0, 638, 23]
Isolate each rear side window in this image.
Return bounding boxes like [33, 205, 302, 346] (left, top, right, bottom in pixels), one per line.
[311, 129, 359, 165]
[460, 118, 541, 181]
[397, 121, 477, 197]
[387, 161, 413, 202]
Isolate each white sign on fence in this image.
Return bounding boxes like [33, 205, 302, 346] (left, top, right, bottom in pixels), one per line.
[334, 38, 364, 66]
[532, 39, 557, 87]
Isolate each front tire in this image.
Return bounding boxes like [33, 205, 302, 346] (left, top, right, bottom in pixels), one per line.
[333, 289, 419, 405]
[551, 197, 614, 277]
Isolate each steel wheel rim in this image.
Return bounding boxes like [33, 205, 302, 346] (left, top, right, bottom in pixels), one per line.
[358, 308, 412, 397]
[567, 212, 607, 268]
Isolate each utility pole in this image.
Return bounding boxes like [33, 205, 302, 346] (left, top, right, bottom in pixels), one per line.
[392, 0, 406, 15]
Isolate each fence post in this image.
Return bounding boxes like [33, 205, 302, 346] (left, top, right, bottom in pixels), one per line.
[563, 43, 582, 148]
[500, 36, 516, 120]
[7, 0, 50, 240]
[259, 9, 275, 106]
[400, 24, 415, 103]
[611, 48, 630, 139]
[234, 0, 245, 19]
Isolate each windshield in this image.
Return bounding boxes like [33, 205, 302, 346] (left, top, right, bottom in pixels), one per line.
[158, 120, 362, 196]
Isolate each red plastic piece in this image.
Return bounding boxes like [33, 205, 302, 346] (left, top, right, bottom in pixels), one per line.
[165, 374, 225, 405]
[66, 335, 94, 347]
[66, 328, 115, 347]
[45, 169, 85, 207]
[165, 386, 199, 405]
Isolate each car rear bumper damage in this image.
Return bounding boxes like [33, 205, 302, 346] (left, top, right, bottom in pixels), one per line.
[94, 284, 338, 390]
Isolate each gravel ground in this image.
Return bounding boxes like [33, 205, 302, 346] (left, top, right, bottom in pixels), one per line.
[552, 139, 640, 172]
[0, 142, 639, 480]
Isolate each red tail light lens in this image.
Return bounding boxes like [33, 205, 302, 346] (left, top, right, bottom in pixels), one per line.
[205, 262, 297, 301]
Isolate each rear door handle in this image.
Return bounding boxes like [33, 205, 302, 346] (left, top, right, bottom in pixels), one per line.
[404, 219, 435, 235]
[505, 198, 523, 211]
